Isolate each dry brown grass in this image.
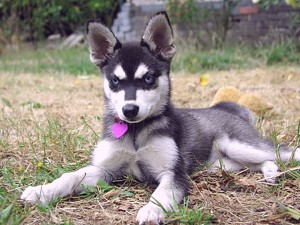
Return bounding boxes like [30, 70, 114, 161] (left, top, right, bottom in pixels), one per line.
[1, 66, 300, 224]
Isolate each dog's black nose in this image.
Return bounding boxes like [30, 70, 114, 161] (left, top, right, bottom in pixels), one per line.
[122, 104, 139, 118]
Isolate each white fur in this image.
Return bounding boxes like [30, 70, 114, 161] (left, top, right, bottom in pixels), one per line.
[279, 148, 300, 161]
[114, 64, 127, 80]
[103, 78, 112, 100]
[21, 165, 102, 205]
[134, 64, 148, 79]
[137, 136, 179, 178]
[210, 157, 243, 172]
[216, 137, 275, 164]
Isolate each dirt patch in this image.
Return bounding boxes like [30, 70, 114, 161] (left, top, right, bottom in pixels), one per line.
[1, 67, 300, 224]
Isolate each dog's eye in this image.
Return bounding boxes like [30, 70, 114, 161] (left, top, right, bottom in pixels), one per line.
[111, 76, 120, 86]
[143, 74, 155, 85]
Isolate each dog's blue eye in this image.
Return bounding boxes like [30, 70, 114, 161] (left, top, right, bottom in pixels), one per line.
[111, 76, 120, 86]
[143, 74, 155, 85]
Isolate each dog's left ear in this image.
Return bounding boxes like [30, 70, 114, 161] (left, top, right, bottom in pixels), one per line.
[141, 11, 176, 60]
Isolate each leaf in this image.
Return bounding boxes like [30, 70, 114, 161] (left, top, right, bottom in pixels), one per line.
[96, 180, 115, 193]
[236, 178, 257, 188]
[1, 98, 12, 108]
[119, 190, 134, 197]
[199, 73, 210, 86]
[118, 203, 134, 212]
[102, 189, 120, 199]
[0, 203, 14, 224]
[21, 100, 44, 109]
[278, 202, 300, 220]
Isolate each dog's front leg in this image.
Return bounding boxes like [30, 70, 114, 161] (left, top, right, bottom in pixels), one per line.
[136, 136, 188, 225]
[136, 173, 186, 225]
[21, 139, 134, 205]
[21, 165, 102, 205]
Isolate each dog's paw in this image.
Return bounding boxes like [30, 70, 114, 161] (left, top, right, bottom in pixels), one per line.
[261, 161, 279, 183]
[136, 203, 165, 225]
[21, 185, 52, 205]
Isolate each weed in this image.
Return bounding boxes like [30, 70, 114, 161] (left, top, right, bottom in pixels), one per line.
[266, 42, 300, 65]
[0, 201, 25, 225]
[154, 198, 213, 225]
[271, 124, 300, 181]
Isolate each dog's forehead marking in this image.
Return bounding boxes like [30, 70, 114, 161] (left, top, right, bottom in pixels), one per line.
[134, 64, 148, 79]
[114, 64, 127, 80]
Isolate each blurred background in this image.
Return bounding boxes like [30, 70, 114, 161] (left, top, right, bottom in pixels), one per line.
[0, 0, 300, 75]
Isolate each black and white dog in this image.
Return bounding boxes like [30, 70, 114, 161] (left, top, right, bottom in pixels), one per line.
[21, 12, 300, 225]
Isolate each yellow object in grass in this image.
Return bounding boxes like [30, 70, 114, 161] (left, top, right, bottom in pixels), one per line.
[199, 73, 209, 86]
[36, 162, 43, 168]
[211, 86, 273, 115]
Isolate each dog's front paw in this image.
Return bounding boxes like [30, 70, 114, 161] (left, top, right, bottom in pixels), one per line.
[136, 203, 165, 225]
[21, 185, 52, 205]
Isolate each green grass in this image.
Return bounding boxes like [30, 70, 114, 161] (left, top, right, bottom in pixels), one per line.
[0, 117, 99, 224]
[172, 42, 300, 73]
[1, 42, 300, 75]
[0, 47, 98, 75]
[154, 198, 214, 225]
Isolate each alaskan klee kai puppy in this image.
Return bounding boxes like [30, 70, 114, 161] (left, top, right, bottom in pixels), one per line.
[21, 11, 300, 225]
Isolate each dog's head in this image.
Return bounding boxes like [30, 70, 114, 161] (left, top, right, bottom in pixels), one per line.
[87, 12, 176, 123]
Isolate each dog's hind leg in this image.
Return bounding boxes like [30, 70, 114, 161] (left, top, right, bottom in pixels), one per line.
[209, 157, 244, 172]
[278, 147, 300, 162]
[215, 137, 300, 182]
[216, 137, 276, 165]
[247, 161, 279, 183]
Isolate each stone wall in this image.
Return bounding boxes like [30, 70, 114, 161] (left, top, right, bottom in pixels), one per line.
[111, 0, 300, 45]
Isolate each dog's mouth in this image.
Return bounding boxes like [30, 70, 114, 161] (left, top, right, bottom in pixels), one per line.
[119, 107, 152, 124]
[123, 117, 145, 124]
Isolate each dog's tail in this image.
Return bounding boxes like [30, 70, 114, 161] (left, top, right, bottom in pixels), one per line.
[211, 101, 255, 125]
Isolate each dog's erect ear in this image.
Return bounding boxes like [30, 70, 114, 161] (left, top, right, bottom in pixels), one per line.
[141, 11, 176, 60]
[86, 20, 121, 66]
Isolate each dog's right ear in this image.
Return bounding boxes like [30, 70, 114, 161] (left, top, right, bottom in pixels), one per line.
[86, 20, 121, 66]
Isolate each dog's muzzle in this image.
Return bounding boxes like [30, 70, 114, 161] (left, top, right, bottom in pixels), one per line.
[122, 104, 139, 119]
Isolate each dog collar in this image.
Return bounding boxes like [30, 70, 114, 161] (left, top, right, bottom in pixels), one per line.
[112, 117, 128, 139]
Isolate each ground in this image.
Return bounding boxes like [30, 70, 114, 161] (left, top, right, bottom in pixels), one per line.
[1, 67, 300, 224]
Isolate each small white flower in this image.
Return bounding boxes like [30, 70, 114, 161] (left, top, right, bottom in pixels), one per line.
[252, 0, 261, 4]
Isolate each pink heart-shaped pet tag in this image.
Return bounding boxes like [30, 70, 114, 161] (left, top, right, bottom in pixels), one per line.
[112, 122, 128, 139]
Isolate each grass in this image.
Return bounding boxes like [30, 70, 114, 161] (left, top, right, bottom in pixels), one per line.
[172, 41, 300, 73]
[0, 41, 300, 75]
[154, 198, 213, 225]
[0, 47, 98, 75]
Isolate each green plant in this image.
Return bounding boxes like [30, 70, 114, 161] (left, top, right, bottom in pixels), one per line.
[265, 42, 300, 65]
[166, 0, 238, 49]
[0, 0, 119, 45]
[253, 0, 300, 9]
[154, 198, 213, 225]
[0, 47, 98, 75]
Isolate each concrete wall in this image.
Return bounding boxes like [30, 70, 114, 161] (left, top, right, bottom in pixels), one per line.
[111, 0, 300, 45]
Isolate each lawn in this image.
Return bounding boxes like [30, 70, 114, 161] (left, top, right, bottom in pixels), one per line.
[0, 46, 300, 224]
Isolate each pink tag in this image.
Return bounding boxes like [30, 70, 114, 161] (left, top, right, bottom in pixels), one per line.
[112, 122, 128, 139]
